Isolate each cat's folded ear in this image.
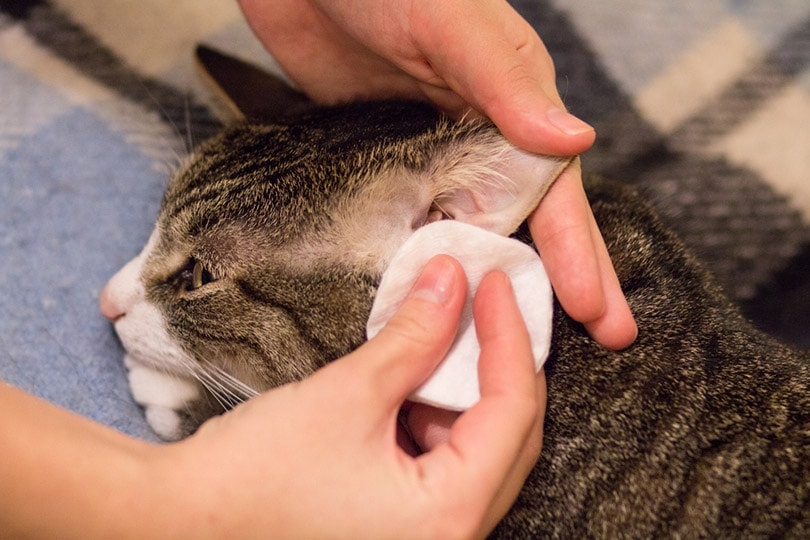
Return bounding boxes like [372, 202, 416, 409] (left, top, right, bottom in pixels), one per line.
[432, 145, 572, 237]
[195, 45, 312, 122]
[195, 45, 573, 236]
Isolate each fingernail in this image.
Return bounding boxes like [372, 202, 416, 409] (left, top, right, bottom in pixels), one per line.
[547, 107, 594, 136]
[409, 256, 457, 306]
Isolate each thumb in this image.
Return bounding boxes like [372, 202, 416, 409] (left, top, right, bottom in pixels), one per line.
[415, 2, 595, 156]
[342, 255, 467, 412]
[480, 68, 596, 157]
[464, 35, 596, 156]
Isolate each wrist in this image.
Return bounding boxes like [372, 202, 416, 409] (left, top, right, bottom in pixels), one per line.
[0, 384, 163, 538]
[139, 434, 251, 539]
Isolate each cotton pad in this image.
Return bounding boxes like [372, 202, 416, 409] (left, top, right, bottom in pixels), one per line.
[366, 220, 553, 410]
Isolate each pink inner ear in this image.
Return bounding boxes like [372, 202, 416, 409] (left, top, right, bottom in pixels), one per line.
[434, 148, 572, 236]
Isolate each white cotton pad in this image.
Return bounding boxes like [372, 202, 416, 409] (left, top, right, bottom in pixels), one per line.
[366, 220, 553, 411]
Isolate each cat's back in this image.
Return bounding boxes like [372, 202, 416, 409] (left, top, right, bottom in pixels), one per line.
[496, 177, 810, 537]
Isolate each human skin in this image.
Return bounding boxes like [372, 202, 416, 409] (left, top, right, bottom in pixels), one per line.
[0, 257, 545, 539]
[237, 0, 638, 350]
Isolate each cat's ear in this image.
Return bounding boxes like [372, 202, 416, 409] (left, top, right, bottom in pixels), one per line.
[195, 45, 311, 122]
[433, 147, 572, 237]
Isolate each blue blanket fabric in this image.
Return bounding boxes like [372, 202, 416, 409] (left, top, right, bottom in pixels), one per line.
[1, 0, 808, 441]
[0, 107, 165, 440]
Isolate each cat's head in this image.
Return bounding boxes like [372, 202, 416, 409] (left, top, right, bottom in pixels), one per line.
[100, 50, 568, 437]
[102, 99, 567, 393]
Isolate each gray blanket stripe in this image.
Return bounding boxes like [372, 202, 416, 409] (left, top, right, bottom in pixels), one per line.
[511, 2, 810, 342]
[671, 16, 810, 152]
[2, 0, 222, 145]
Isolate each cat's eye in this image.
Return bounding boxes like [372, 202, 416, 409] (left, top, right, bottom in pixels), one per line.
[191, 261, 206, 290]
[178, 259, 215, 292]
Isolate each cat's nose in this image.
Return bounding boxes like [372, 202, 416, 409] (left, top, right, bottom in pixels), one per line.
[99, 256, 144, 322]
[100, 281, 125, 322]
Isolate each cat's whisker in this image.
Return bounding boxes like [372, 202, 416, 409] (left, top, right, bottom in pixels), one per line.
[183, 93, 196, 154]
[207, 368, 260, 403]
[190, 367, 241, 409]
[136, 80, 185, 151]
[190, 369, 238, 411]
[149, 354, 240, 413]
[204, 362, 261, 399]
[213, 375, 259, 403]
[199, 381, 233, 411]
[188, 357, 260, 410]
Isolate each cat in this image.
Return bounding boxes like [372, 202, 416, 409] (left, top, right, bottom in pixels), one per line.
[100, 50, 809, 536]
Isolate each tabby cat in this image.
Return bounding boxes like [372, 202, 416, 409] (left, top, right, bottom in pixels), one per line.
[100, 52, 809, 536]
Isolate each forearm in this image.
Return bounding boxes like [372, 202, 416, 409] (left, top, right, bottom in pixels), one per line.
[0, 383, 168, 538]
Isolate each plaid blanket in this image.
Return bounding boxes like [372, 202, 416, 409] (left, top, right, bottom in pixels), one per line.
[1, 0, 808, 438]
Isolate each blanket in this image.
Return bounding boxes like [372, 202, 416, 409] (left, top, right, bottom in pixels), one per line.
[1, 0, 808, 439]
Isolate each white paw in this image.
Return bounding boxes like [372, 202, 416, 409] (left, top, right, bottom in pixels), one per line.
[125, 355, 201, 441]
[143, 406, 185, 441]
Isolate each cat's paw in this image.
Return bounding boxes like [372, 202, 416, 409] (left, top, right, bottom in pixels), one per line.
[125, 355, 201, 441]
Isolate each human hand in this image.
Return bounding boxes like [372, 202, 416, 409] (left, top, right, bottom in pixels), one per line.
[153, 255, 544, 538]
[238, 0, 637, 349]
[0, 256, 542, 538]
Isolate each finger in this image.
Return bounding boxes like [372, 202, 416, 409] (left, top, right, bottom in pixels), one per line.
[338, 255, 467, 413]
[481, 369, 547, 534]
[530, 161, 638, 349]
[468, 38, 596, 157]
[417, 271, 539, 530]
[581, 209, 639, 349]
[407, 371, 546, 533]
[472, 272, 536, 406]
[466, 272, 545, 533]
[530, 159, 606, 323]
[409, 2, 595, 156]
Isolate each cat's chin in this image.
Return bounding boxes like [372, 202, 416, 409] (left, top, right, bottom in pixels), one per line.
[124, 353, 201, 441]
